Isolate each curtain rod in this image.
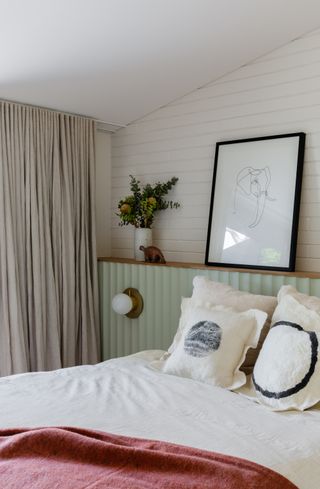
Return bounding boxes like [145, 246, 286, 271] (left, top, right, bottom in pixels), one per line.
[0, 98, 126, 128]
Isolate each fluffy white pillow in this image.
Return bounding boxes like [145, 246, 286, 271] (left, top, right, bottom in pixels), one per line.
[278, 285, 320, 315]
[190, 276, 277, 371]
[273, 294, 320, 332]
[253, 295, 320, 411]
[160, 304, 267, 389]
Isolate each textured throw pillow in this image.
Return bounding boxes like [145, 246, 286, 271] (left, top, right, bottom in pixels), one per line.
[253, 295, 320, 411]
[191, 276, 277, 372]
[273, 293, 320, 332]
[160, 297, 193, 363]
[278, 285, 320, 315]
[161, 304, 267, 389]
[167, 298, 193, 356]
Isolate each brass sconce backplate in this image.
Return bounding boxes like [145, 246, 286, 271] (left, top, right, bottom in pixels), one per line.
[123, 287, 144, 318]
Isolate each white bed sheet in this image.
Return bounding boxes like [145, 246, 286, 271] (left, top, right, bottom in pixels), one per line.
[0, 350, 319, 488]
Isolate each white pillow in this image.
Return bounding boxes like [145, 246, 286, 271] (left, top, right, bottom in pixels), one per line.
[191, 276, 276, 371]
[278, 285, 320, 315]
[167, 298, 193, 355]
[160, 304, 267, 389]
[192, 276, 276, 314]
[273, 294, 320, 332]
[253, 295, 320, 411]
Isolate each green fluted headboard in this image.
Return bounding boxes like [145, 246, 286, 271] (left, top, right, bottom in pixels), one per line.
[98, 259, 320, 361]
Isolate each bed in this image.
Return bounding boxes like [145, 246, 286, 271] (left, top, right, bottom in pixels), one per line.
[2, 266, 320, 488]
[1, 349, 319, 488]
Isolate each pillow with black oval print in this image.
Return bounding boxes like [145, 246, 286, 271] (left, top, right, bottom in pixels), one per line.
[161, 304, 267, 389]
[253, 294, 320, 411]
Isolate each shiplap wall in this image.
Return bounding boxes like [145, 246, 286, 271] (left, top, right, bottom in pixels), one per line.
[96, 130, 112, 257]
[111, 28, 320, 271]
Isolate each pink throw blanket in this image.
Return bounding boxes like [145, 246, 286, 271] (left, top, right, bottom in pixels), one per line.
[0, 427, 297, 488]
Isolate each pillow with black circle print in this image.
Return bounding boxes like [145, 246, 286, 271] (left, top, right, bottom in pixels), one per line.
[253, 295, 320, 411]
[160, 304, 267, 390]
[191, 276, 277, 373]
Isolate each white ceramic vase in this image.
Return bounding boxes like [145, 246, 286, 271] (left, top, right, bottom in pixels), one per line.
[134, 228, 152, 261]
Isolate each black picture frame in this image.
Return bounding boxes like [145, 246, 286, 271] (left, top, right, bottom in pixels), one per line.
[205, 132, 306, 272]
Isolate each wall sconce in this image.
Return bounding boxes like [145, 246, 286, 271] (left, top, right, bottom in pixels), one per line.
[112, 288, 143, 318]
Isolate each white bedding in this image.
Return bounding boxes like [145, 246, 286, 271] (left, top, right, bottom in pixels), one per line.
[0, 350, 320, 488]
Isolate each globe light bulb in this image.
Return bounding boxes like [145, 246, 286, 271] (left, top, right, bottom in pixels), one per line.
[112, 293, 133, 315]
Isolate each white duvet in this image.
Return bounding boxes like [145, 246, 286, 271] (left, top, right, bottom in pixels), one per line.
[0, 350, 319, 489]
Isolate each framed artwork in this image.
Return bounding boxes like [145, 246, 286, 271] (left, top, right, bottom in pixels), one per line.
[205, 133, 306, 271]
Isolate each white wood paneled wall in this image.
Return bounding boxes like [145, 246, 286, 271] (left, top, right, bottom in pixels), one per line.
[96, 130, 112, 257]
[111, 28, 320, 271]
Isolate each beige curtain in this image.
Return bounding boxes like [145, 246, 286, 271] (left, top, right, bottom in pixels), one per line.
[0, 101, 100, 376]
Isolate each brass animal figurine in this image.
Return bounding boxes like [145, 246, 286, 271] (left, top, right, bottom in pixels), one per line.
[139, 245, 166, 264]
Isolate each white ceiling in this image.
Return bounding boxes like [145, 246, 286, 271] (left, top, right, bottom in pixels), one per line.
[1, 0, 320, 129]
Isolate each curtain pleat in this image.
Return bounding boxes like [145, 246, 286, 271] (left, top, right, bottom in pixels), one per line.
[0, 101, 100, 376]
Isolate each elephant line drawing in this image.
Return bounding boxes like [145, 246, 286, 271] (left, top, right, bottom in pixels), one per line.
[233, 166, 276, 228]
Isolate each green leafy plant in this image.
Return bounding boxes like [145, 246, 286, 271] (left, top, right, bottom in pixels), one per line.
[117, 175, 180, 228]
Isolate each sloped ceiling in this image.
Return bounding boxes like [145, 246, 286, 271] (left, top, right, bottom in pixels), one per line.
[1, 0, 320, 128]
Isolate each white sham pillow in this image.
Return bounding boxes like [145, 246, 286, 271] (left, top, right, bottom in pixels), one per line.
[278, 284, 320, 315]
[192, 276, 277, 315]
[253, 295, 320, 411]
[160, 304, 267, 389]
[273, 294, 320, 332]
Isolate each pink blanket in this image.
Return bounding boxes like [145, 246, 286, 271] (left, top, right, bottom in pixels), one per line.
[0, 427, 297, 488]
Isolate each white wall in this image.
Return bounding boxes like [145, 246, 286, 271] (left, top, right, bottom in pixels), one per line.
[96, 130, 112, 257]
[111, 28, 320, 271]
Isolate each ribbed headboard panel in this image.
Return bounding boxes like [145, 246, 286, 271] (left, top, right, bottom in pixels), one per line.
[98, 261, 320, 361]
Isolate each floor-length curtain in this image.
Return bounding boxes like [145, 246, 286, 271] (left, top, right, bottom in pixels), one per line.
[0, 101, 100, 376]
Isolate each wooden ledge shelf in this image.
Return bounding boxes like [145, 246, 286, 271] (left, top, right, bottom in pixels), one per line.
[98, 257, 320, 279]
